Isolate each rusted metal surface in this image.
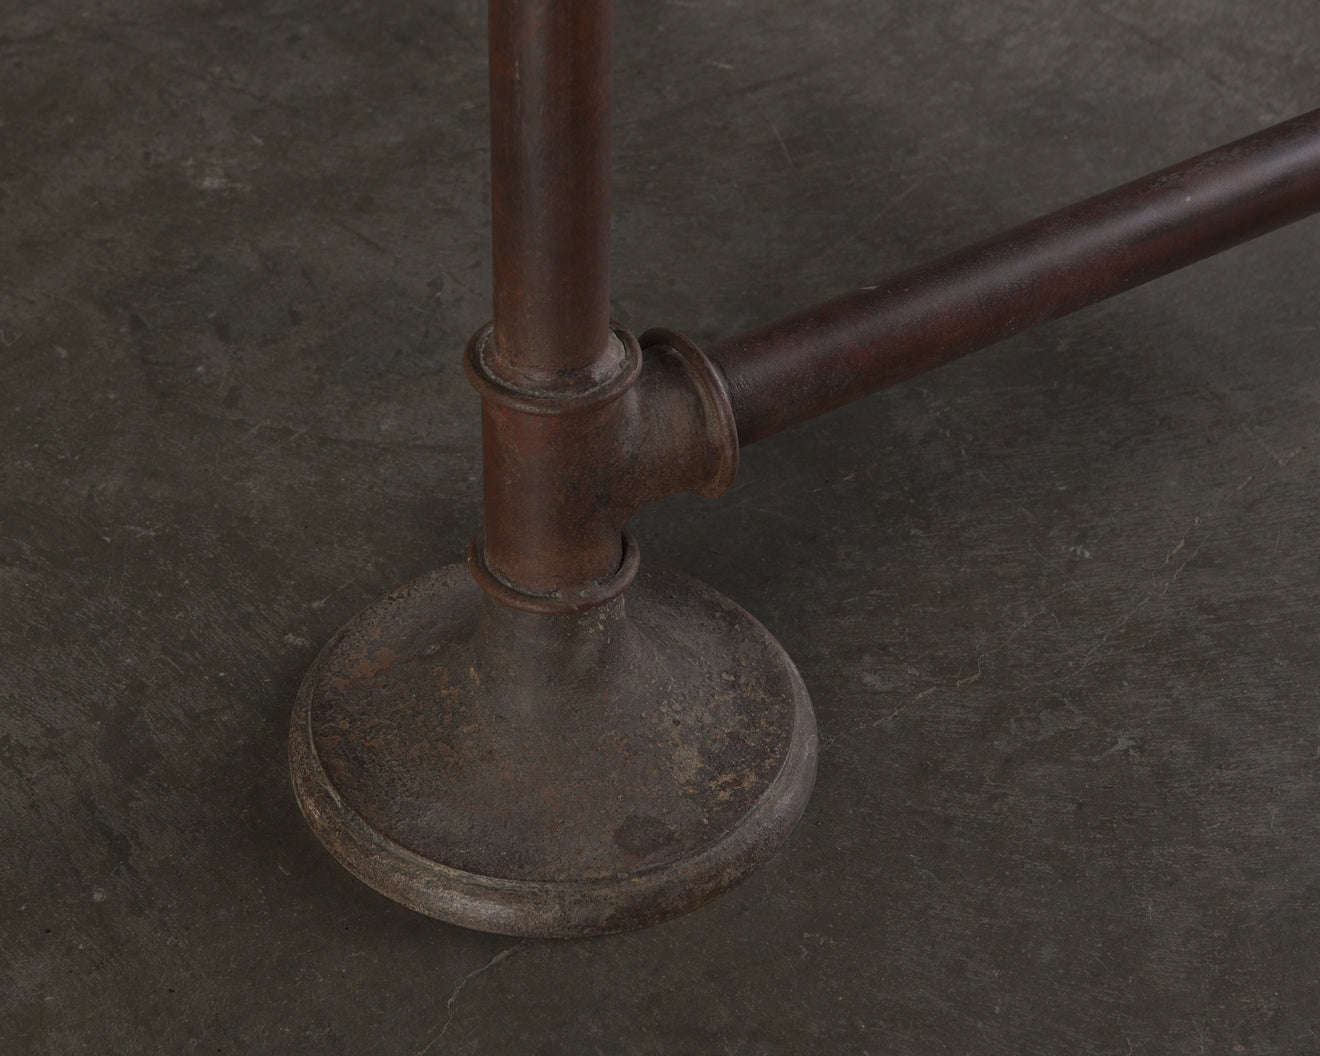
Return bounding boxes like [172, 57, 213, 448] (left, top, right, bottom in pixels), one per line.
[292, 0, 809, 940]
[708, 107, 1320, 445]
[467, 323, 738, 607]
[293, 0, 1320, 939]
[290, 564, 817, 937]
[488, 0, 615, 393]
[477, 0, 738, 607]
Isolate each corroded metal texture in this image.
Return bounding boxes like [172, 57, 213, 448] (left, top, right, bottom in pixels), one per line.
[708, 106, 1320, 445]
[467, 323, 738, 609]
[488, 0, 615, 392]
[478, 0, 738, 609]
[290, 564, 818, 938]
[291, 0, 790, 938]
[291, 0, 1320, 940]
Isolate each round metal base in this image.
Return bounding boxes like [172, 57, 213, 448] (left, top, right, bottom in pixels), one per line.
[290, 563, 817, 937]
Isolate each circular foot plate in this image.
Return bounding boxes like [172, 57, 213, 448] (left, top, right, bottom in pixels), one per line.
[290, 564, 816, 937]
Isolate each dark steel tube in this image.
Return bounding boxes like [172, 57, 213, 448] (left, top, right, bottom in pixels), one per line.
[709, 107, 1320, 445]
[478, 0, 623, 597]
[488, 0, 614, 391]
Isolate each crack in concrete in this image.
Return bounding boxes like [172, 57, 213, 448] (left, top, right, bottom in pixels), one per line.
[416, 941, 529, 1055]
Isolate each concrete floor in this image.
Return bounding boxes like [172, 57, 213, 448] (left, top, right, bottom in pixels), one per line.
[3, 0, 1319, 1052]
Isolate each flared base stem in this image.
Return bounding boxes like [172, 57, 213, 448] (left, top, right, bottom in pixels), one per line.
[290, 563, 817, 937]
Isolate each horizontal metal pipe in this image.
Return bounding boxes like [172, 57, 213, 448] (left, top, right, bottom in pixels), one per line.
[708, 107, 1320, 446]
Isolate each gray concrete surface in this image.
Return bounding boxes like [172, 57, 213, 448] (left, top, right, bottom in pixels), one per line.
[3, 0, 1319, 1052]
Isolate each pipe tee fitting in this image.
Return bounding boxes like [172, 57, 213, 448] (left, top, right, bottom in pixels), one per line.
[465, 323, 738, 612]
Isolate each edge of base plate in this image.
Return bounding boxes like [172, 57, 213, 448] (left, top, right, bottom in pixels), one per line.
[289, 565, 817, 938]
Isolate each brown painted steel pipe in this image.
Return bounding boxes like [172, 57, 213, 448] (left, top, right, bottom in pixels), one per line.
[488, 0, 615, 392]
[478, 0, 633, 599]
[476, 1, 738, 607]
[709, 107, 1320, 446]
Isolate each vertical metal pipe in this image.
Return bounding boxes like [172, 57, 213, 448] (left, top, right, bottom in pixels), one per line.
[487, 0, 615, 393]
[476, 0, 627, 600]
